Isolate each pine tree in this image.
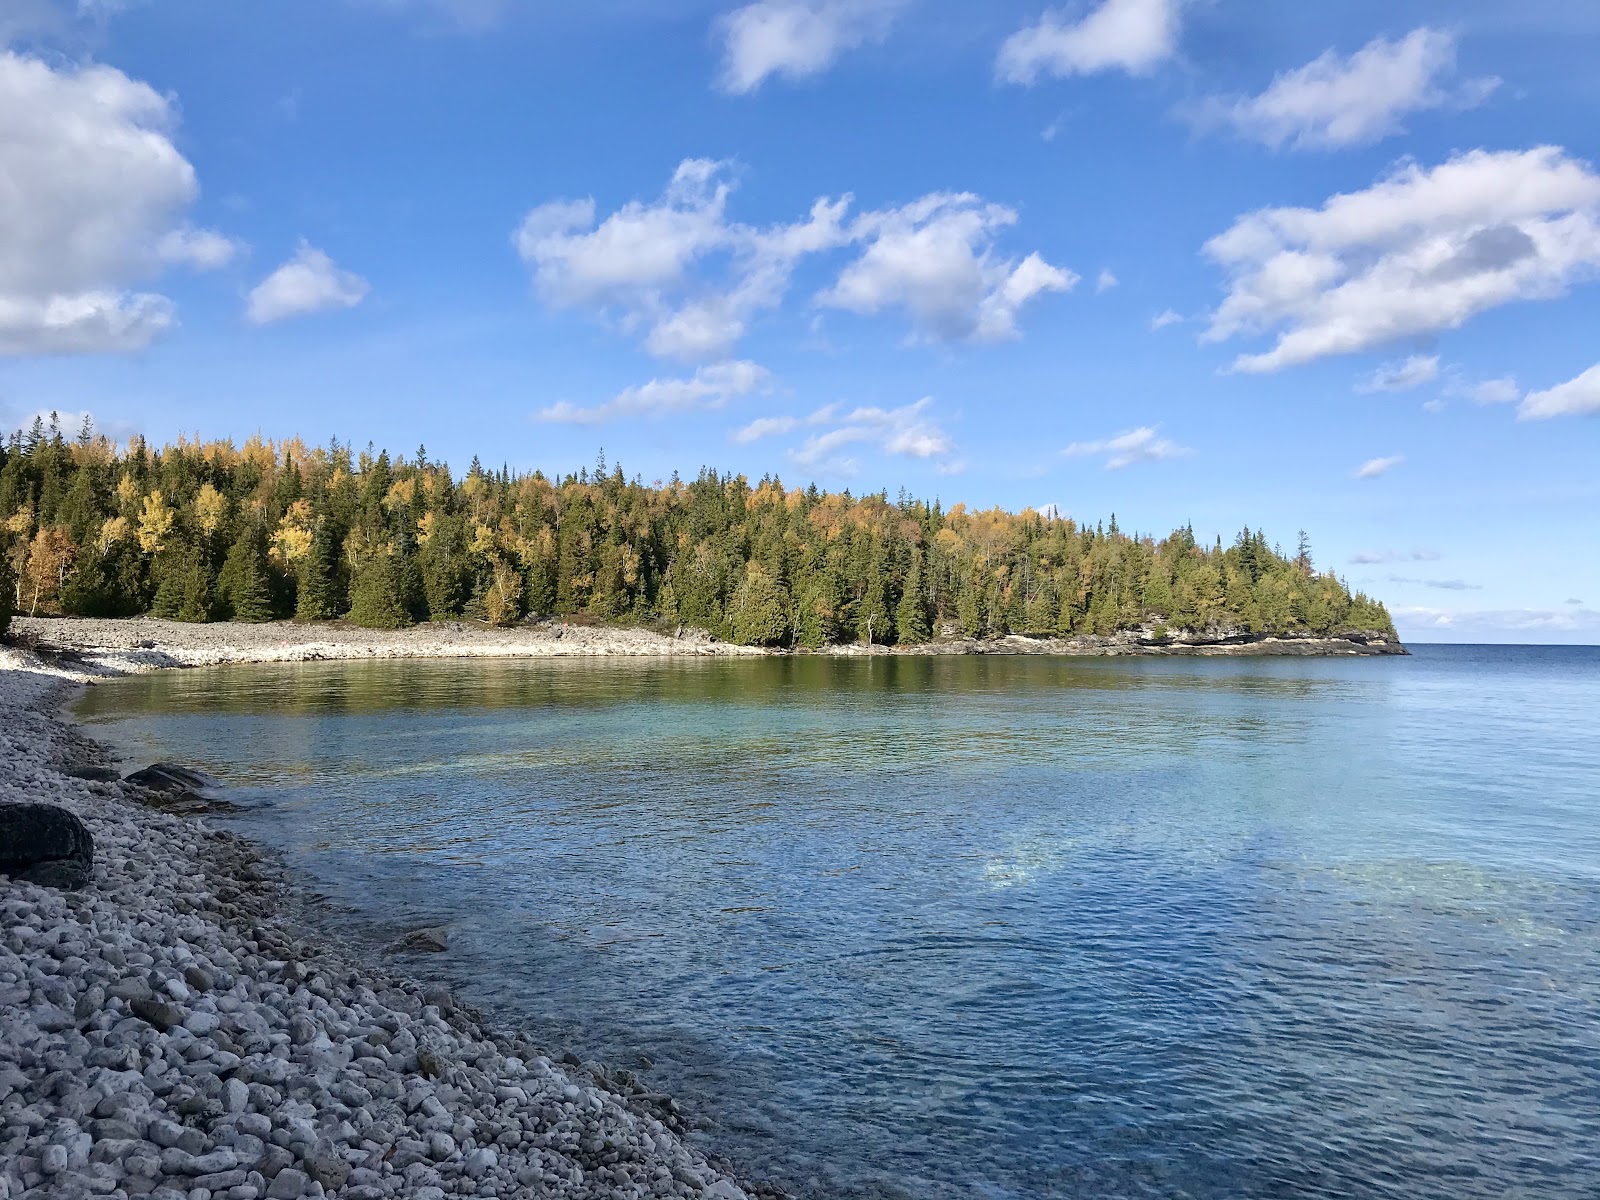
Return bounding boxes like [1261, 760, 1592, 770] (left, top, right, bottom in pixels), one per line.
[348, 550, 412, 629]
[729, 562, 789, 646]
[895, 557, 931, 645]
[295, 526, 339, 621]
[217, 527, 274, 623]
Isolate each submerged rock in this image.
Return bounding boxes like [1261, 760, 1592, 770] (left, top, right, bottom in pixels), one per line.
[0, 801, 94, 890]
[123, 762, 242, 814]
[390, 925, 451, 954]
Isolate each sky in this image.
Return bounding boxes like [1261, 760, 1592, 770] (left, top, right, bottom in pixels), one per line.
[1, 0, 1597, 643]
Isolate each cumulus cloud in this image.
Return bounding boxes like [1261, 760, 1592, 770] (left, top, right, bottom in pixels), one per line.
[1349, 548, 1440, 565]
[1355, 454, 1404, 479]
[244, 244, 369, 326]
[998, 0, 1181, 85]
[1095, 268, 1118, 292]
[1193, 29, 1498, 151]
[782, 397, 959, 474]
[1062, 425, 1190, 470]
[1357, 354, 1439, 393]
[1150, 308, 1183, 330]
[716, 0, 905, 94]
[245, 247, 367, 327]
[1202, 147, 1600, 373]
[515, 161, 1069, 360]
[1518, 363, 1600, 420]
[541, 360, 773, 426]
[731, 404, 840, 445]
[818, 193, 1077, 342]
[0, 49, 237, 356]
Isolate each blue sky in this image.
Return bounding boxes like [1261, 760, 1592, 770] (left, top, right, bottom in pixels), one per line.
[2, 0, 1597, 642]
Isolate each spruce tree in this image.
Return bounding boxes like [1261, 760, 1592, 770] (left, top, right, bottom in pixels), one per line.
[729, 563, 789, 646]
[348, 551, 412, 629]
[895, 558, 931, 645]
[217, 527, 274, 623]
[295, 526, 338, 621]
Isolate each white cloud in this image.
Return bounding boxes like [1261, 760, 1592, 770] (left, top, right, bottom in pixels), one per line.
[516, 162, 1068, 359]
[732, 415, 800, 444]
[158, 228, 243, 271]
[999, 0, 1181, 85]
[1422, 397, 1447, 414]
[1355, 454, 1404, 479]
[1518, 363, 1600, 420]
[716, 0, 905, 94]
[515, 161, 854, 362]
[819, 193, 1076, 342]
[0, 50, 236, 356]
[1349, 548, 1440, 565]
[1357, 353, 1439, 393]
[1203, 147, 1600, 373]
[1466, 376, 1520, 405]
[1394, 604, 1600, 643]
[541, 360, 773, 426]
[1150, 308, 1183, 330]
[1062, 425, 1190, 470]
[1194, 29, 1498, 151]
[245, 243, 369, 325]
[786, 397, 958, 473]
[1095, 268, 1118, 292]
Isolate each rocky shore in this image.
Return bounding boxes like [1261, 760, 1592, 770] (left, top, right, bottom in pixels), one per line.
[9, 616, 1406, 679]
[0, 652, 776, 1200]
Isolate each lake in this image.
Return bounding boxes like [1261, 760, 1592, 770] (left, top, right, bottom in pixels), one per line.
[76, 645, 1600, 1199]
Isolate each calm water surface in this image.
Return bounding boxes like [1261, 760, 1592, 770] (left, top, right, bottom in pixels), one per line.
[77, 646, 1600, 1199]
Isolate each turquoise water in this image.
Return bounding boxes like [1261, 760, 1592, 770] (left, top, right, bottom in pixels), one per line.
[77, 646, 1600, 1199]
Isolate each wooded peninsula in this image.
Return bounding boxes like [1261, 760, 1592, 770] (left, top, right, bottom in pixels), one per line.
[1, 417, 1394, 647]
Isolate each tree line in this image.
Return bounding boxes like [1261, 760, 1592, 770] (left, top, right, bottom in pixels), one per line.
[0, 415, 1394, 646]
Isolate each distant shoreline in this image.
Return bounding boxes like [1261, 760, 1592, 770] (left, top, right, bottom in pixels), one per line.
[4, 615, 1406, 680]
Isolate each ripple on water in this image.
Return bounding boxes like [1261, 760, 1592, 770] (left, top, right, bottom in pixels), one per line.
[77, 647, 1600, 1199]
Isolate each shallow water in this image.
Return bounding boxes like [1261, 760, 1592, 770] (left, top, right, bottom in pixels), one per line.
[77, 646, 1600, 1199]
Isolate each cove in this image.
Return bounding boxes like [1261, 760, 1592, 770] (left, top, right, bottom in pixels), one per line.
[77, 646, 1600, 1200]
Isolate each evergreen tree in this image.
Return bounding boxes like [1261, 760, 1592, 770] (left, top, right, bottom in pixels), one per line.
[216, 527, 275, 622]
[729, 562, 789, 646]
[857, 575, 892, 645]
[348, 550, 412, 629]
[296, 526, 339, 621]
[895, 557, 931, 644]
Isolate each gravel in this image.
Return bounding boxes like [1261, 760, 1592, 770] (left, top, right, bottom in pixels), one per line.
[0, 648, 777, 1200]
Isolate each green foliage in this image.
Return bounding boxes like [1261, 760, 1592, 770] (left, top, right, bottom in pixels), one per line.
[295, 526, 340, 621]
[217, 526, 274, 623]
[0, 429, 1398, 644]
[729, 563, 790, 647]
[348, 550, 413, 629]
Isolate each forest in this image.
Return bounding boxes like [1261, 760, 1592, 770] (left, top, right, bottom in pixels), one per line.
[0, 415, 1394, 646]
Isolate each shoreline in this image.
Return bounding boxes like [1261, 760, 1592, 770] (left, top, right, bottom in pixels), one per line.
[0, 652, 783, 1199]
[9, 615, 1407, 681]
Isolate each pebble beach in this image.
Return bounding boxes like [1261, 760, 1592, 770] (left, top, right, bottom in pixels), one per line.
[0, 628, 776, 1200]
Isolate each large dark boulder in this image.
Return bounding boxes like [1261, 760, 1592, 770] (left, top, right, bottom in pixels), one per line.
[0, 803, 95, 891]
